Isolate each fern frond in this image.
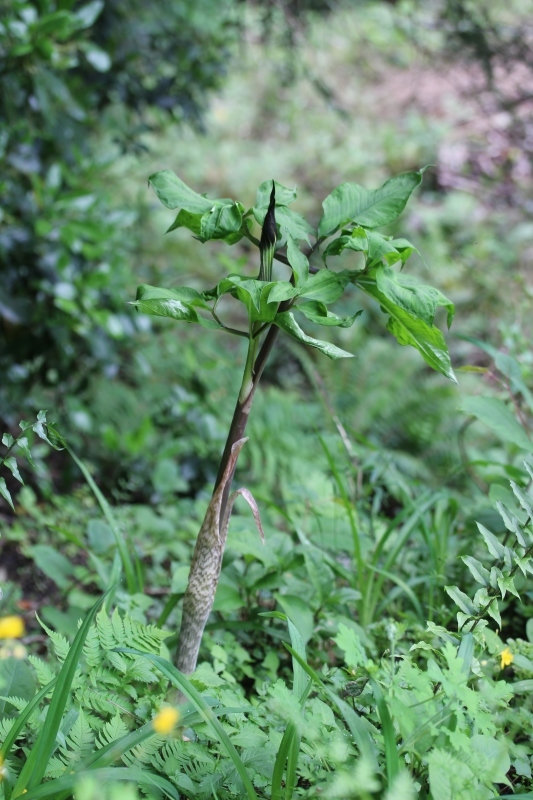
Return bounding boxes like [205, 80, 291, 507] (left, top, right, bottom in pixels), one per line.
[83, 624, 102, 668]
[59, 710, 94, 766]
[122, 734, 166, 766]
[28, 655, 56, 687]
[44, 756, 67, 779]
[37, 617, 70, 662]
[97, 713, 130, 748]
[96, 608, 115, 651]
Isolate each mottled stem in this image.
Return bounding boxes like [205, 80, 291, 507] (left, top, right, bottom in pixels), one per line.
[175, 323, 280, 674]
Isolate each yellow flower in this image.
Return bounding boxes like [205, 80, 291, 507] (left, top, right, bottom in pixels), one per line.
[152, 707, 180, 735]
[500, 647, 513, 669]
[0, 616, 25, 640]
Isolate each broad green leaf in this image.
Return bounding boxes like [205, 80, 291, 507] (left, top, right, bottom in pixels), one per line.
[274, 311, 354, 359]
[148, 170, 213, 213]
[274, 595, 314, 646]
[460, 396, 533, 451]
[374, 267, 454, 327]
[297, 301, 361, 328]
[0, 658, 36, 717]
[366, 231, 401, 267]
[131, 287, 222, 331]
[299, 269, 351, 304]
[166, 209, 202, 235]
[135, 284, 210, 310]
[355, 271, 456, 381]
[255, 179, 297, 208]
[389, 237, 425, 267]
[200, 201, 243, 241]
[2, 433, 14, 448]
[318, 169, 425, 237]
[4, 456, 23, 484]
[286, 235, 309, 285]
[445, 585, 476, 615]
[477, 523, 505, 559]
[323, 226, 368, 261]
[0, 477, 14, 511]
[461, 556, 490, 586]
[30, 544, 74, 590]
[268, 281, 300, 303]
[254, 204, 314, 245]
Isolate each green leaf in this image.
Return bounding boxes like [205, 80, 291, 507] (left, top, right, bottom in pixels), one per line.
[318, 169, 425, 237]
[254, 204, 314, 245]
[299, 270, 351, 304]
[355, 271, 456, 381]
[274, 312, 354, 360]
[22, 767, 180, 800]
[255, 180, 297, 208]
[13, 593, 109, 795]
[0, 477, 14, 511]
[461, 556, 490, 586]
[323, 227, 368, 261]
[445, 585, 476, 615]
[30, 545, 74, 590]
[0, 659, 36, 717]
[4, 456, 23, 484]
[267, 281, 300, 303]
[460, 397, 533, 451]
[477, 523, 505, 558]
[199, 201, 243, 242]
[373, 267, 454, 328]
[273, 595, 314, 646]
[166, 208, 202, 235]
[148, 170, 213, 213]
[131, 285, 222, 331]
[286, 235, 309, 285]
[296, 301, 361, 328]
[366, 231, 401, 268]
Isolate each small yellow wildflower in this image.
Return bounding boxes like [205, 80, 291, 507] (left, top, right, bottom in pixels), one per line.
[152, 707, 180, 735]
[500, 647, 514, 669]
[0, 616, 25, 640]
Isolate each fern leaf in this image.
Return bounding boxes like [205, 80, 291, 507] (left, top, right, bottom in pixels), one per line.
[96, 608, 115, 651]
[83, 624, 102, 668]
[97, 713, 130, 748]
[37, 616, 70, 662]
[28, 655, 56, 687]
[44, 756, 67, 779]
[111, 607, 125, 643]
[59, 709, 94, 765]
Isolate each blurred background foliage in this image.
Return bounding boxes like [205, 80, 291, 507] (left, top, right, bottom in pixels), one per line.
[1, 0, 533, 632]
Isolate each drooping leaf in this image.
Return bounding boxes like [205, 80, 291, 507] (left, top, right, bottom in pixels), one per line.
[318, 169, 425, 237]
[148, 170, 213, 214]
[274, 312, 354, 359]
[355, 270, 456, 381]
[131, 285, 222, 331]
[200, 201, 243, 242]
[373, 267, 454, 328]
[255, 179, 297, 208]
[296, 301, 361, 328]
[4, 456, 23, 484]
[323, 227, 368, 261]
[460, 396, 533, 452]
[268, 281, 300, 303]
[286, 235, 309, 285]
[299, 269, 351, 304]
[0, 478, 14, 510]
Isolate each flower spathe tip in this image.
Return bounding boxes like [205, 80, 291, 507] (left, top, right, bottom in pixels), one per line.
[0, 616, 25, 640]
[152, 706, 180, 734]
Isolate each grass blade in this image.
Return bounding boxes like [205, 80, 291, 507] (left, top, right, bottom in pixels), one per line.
[67, 445, 138, 594]
[371, 679, 399, 787]
[21, 766, 180, 800]
[12, 592, 109, 795]
[284, 644, 377, 769]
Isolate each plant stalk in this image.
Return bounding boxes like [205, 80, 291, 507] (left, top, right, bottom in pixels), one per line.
[175, 322, 280, 674]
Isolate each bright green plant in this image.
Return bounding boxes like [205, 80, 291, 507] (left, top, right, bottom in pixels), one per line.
[0, 412, 62, 512]
[134, 168, 456, 674]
